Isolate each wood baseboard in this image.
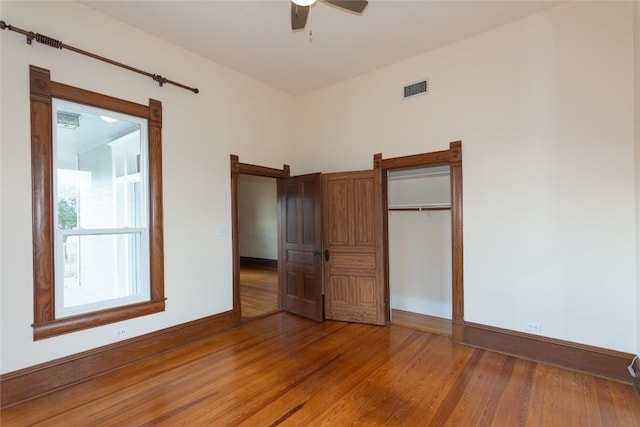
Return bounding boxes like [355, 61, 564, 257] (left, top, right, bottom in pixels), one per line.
[0, 310, 239, 409]
[391, 309, 451, 337]
[464, 322, 636, 384]
[633, 358, 640, 397]
[240, 257, 278, 270]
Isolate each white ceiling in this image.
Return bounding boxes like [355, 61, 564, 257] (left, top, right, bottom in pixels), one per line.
[82, 0, 563, 96]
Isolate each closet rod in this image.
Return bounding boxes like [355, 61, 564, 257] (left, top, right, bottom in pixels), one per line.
[388, 206, 451, 212]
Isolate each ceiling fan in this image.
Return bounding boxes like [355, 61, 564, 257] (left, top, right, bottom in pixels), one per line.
[291, 0, 368, 30]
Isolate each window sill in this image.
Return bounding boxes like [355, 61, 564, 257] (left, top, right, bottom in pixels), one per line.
[32, 298, 166, 340]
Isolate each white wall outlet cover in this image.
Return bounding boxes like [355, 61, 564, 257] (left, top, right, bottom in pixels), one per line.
[526, 323, 541, 333]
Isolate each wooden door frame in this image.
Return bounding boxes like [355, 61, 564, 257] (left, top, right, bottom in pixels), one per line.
[230, 155, 290, 322]
[374, 141, 464, 341]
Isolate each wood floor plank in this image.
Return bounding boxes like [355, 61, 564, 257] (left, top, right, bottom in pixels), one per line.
[181, 323, 376, 426]
[240, 267, 278, 319]
[540, 365, 561, 426]
[424, 347, 485, 426]
[381, 337, 473, 425]
[2, 313, 639, 426]
[82, 320, 347, 426]
[381, 342, 482, 426]
[310, 334, 443, 425]
[468, 352, 515, 426]
[555, 368, 588, 427]
[236, 326, 411, 425]
[610, 378, 640, 426]
[582, 375, 604, 427]
[522, 363, 550, 426]
[277, 327, 424, 426]
[485, 357, 536, 426]
[329, 334, 443, 424]
[434, 352, 514, 425]
[594, 376, 620, 426]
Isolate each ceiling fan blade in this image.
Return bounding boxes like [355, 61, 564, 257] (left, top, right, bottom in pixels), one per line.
[324, 0, 368, 13]
[291, 3, 310, 30]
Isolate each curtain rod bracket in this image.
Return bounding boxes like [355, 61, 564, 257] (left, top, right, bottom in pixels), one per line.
[153, 74, 168, 87]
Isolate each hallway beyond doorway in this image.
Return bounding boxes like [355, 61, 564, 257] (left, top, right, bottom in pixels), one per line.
[240, 266, 278, 319]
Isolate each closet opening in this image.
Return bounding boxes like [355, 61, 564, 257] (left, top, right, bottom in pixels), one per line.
[387, 166, 452, 336]
[375, 141, 463, 341]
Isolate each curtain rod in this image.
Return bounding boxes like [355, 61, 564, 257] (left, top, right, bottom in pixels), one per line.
[0, 20, 199, 94]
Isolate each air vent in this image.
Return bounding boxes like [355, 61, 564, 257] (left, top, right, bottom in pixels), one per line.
[403, 80, 428, 99]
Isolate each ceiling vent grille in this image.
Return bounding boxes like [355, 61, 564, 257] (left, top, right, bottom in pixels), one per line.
[403, 80, 428, 99]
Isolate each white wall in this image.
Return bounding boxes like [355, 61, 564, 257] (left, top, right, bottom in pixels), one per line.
[295, 2, 637, 352]
[389, 210, 452, 318]
[238, 175, 278, 260]
[387, 172, 450, 208]
[0, 1, 295, 373]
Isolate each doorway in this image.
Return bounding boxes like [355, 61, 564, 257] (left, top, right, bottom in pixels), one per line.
[237, 174, 279, 320]
[230, 155, 290, 322]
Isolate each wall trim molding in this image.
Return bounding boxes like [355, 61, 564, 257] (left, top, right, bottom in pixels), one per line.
[0, 310, 239, 409]
[464, 322, 636, 384]
[240, 256, 278, 271]
[633, 358, 640, 396]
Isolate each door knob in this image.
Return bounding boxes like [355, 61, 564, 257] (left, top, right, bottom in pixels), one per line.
[324, 249, 330, 262]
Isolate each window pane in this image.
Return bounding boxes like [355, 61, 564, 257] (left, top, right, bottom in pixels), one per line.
[60, 232, 147, 315]
[54, 102, 145, 230]
[53, 99, 150, 319]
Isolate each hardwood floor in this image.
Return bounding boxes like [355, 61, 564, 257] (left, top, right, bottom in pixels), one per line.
[2, 313, 639, 426]
[240, 267, 278, 319]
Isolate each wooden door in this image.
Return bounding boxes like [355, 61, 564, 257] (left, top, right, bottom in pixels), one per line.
[323, 169, 388, 325]
[279, 173, 324, 321]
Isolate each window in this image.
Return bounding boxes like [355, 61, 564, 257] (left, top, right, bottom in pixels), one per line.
[53, 100, 150, 318]
[30, 66, 165, 339]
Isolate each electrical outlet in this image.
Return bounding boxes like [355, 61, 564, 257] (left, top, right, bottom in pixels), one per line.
[526, 322, 541, 334]
[115, 328, 127, 338]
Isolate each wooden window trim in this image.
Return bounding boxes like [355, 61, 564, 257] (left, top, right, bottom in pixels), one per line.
[30, 65, 165, 340]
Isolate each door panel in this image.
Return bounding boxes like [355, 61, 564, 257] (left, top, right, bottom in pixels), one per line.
[323, 170, 388, 325]
[279, 173, 323, 321]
